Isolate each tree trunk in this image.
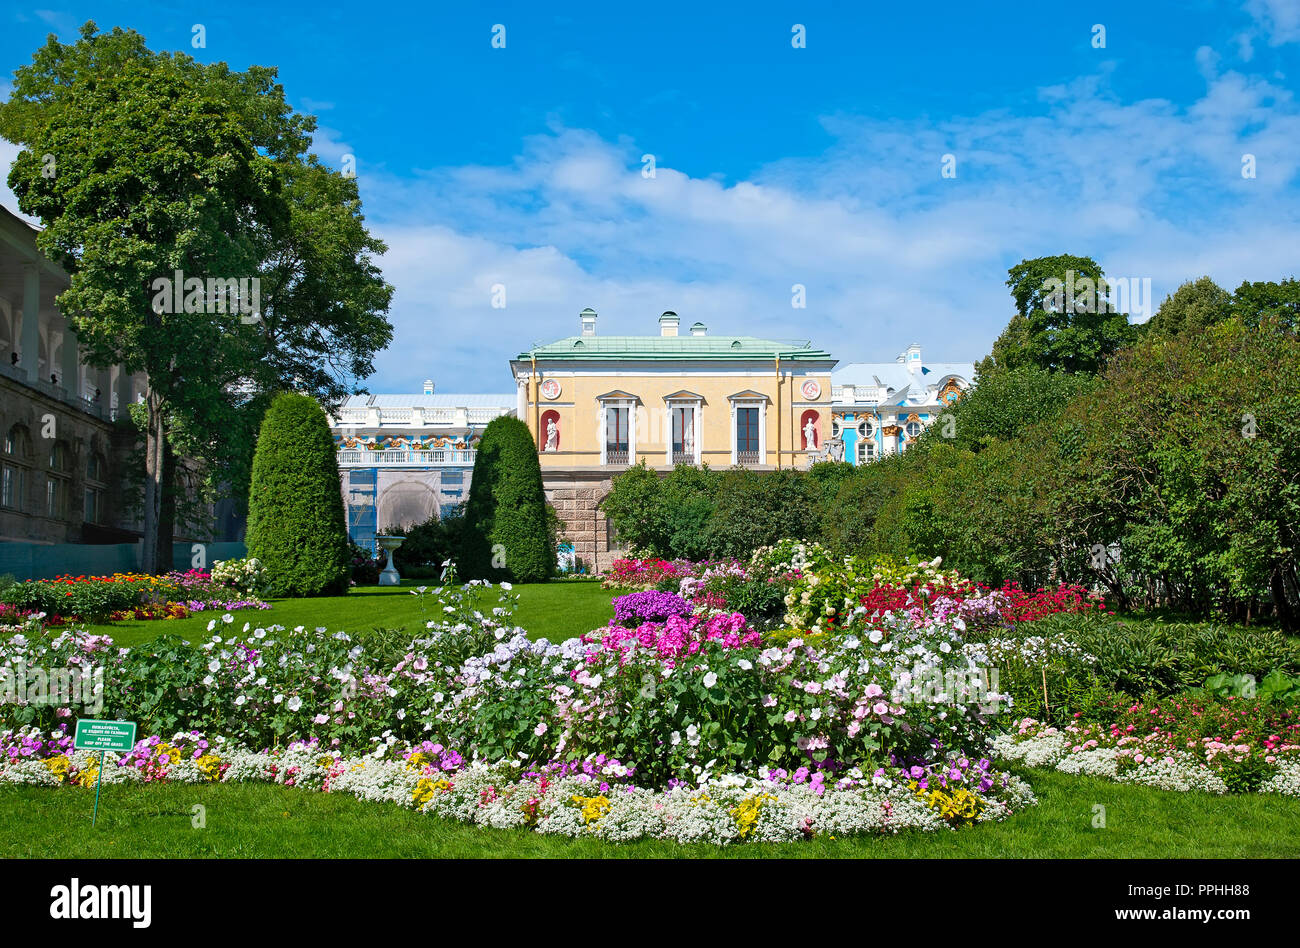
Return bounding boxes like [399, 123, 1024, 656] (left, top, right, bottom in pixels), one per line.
[141, 385, 166, 574]
[157, 438, 176, 573]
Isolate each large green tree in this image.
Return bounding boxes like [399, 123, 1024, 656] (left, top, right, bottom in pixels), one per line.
[979, 254, 1136, 376]
[1145, 276, 1232, 337]
[0, 23, 392, 570]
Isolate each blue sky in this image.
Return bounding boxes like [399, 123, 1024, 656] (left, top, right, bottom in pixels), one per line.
[3, 1, 1299, 392]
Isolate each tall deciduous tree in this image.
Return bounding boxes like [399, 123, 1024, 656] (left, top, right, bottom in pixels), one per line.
[0, 23, 393, 570]
[1145, 276, 1232, 337]
[979, 254, 1136, 376]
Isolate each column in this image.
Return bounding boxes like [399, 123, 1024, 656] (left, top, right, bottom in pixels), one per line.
[61, 326, 79, 397]
[114, 367, 133, 416]
[19, 265, 40, 381]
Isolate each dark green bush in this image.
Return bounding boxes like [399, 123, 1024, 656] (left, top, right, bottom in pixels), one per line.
[391, 505, 467, 575]
[348, 542, 383, 586]
[702, 468, 813, 559]
[245, 392, 351, 597]
[461, 416, 555, 583]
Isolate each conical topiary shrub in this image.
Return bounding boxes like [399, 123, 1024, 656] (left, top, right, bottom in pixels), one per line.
[461, 415, 555, 583]
[245, 392, 351, 597]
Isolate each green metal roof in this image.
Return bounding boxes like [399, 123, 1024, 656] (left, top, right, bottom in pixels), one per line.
[516, 335, 835, 362]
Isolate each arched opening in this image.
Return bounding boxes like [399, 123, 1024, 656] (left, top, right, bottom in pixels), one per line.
[800, 409, 820, 451]
[541, 409, 561, 452]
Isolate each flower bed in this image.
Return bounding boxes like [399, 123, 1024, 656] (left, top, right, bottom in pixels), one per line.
[0, 727, 1035, 843]
[0, 569, 270, 625]
[602, 558, 695, 590]
[992, 698, 1300, 796]
[0, 568, 1020, 802]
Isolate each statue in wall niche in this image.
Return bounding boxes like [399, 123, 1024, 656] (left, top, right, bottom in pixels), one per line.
[803, 417, 817, 451]
[545, 418, 559, 451]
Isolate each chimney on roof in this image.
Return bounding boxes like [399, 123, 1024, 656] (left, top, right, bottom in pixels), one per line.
[905, 343, 922, 373]
[423, 379, 434, 395]
[580, 307, 598, 337]
[690, 321, 707, 336]
[658, 311, 680, 337]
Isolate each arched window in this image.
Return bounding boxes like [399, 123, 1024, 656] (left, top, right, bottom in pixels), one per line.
[857, 418, 873, 439]
[905, 421, 922, 439]
[85, 450, 108, 525]
[2, 424, 31, 511]
[45, 441, 71, 519]
[830, 416, 841, 439]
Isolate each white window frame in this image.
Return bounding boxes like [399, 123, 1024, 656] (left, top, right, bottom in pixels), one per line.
[598, 397, 637, 466]
[728, 397, 766, 465]
[664, 396, 703, 466]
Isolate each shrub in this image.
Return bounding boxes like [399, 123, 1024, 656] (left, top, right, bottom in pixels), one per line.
[391, 505, 467, 574]
[461, 416, 555, 583]
[245, 392, 351, 597]
[210, 557, 267, 596]
[348, 543, 383, 586]
[1016, 613, 1300, 696]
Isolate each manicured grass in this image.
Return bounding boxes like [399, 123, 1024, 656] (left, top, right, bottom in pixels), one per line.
[3, 768, 1299, 858]
[65, 580, 615, 648]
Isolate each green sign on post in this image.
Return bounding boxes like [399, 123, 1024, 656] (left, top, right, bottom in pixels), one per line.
[74, 719, 136, 827]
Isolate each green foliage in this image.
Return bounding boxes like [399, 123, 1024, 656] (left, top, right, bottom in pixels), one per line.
[0, 23, 392, 567]
[1144, 276, 1232, 337]
[981, 254, 1137, 376]
[704, 468, 813, 558]
[245, 392, 350, 597]
[1011, 613, 1300, 696]
[390, 506, 467, 575]
[461, 416, 555, 583]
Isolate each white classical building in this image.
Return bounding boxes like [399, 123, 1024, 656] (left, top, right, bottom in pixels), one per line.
[830, 344, 975, 464]
[326, 382, 515, 551]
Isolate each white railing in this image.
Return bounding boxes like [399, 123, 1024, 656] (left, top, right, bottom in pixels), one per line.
[337, 449, 476, 466]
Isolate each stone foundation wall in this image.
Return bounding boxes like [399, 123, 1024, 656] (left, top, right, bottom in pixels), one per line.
[542, 470, 623, 573]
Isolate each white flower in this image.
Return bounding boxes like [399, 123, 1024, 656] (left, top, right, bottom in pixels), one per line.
[703, 672, 718, 688]
[501, 582, 513, 591]
[287, 696, 302, 712]
[737, 659, 753, 671]
[534, 722, 548, 736]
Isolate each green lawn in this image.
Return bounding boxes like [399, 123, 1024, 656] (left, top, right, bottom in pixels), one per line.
[3, 768, 1298, 858]
[67, 579, 615, 648]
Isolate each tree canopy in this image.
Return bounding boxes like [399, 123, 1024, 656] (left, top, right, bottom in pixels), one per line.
[0, 22, 393, 569]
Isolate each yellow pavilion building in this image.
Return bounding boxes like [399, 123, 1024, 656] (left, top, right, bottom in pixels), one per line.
[508, 308, 836, 569]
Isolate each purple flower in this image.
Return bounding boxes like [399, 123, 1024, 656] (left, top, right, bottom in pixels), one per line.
[611, 590, 693, 625]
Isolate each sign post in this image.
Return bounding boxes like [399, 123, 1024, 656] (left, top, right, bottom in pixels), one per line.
[73, 719, 136, 828]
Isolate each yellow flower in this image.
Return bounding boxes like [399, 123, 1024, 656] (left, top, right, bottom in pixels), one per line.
[912, 782, 984, 825]
[570, 794, 611, 826]
[412, 777, 451, 806]
[44, 755, 73, 784]
[729, 793, 777, 838]
[196, 754, 223, 781]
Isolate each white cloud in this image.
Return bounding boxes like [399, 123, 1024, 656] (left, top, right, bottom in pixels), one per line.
[2, 50, 1299, 394]
[1245, 0, 1300, 46]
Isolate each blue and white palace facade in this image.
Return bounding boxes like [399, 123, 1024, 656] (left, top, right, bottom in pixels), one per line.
[325, 381, 515, 551]
[830, 344, 974, 464]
